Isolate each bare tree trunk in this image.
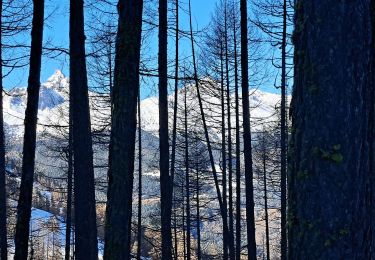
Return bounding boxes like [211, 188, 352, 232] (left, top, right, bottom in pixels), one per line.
[14, 1, 44, 258]
[184, 87, 191, 260]
[70, 0, 98, 258]
[280, 0, 287, 259]
[170, 0, 179, 185]
[187, 1, 230, 254]
[104, 0, 144, 259]
[289, 0, 375, 258]
[137, 92, 142, 260]
[173, 209, 178, 259]
[159, 0, 173, 259]
[65, 108, 73, 260]
[220, 42, 229, 260]
[240, 0, 257, 258]
[262, 131, 270, 260]
[233, 9, 242, 259]
[0, 0, 7, 258]
[171, 2, 179, 257]
[224, 4, 235, 257]
[195, 161, 201, 260]
[182, 181, 186, 260]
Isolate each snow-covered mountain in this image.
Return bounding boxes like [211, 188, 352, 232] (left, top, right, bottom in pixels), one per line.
[4, 70, 69, 130]
[4, 71, 285, 258]
[4, 70, 283, 137]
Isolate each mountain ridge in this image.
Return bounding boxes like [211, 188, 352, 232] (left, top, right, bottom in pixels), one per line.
[3, 70, 285, 137]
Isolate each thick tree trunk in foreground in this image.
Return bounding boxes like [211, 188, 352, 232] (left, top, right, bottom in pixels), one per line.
[69, 0, 98, 258]
[240, 0, 257, 258]
[104, 0, 143, 259]
[14, 1, 44, 258]
[289, 0, 375, 259]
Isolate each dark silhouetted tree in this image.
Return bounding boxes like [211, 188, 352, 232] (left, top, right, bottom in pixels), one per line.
[289, 0, 375, 259]
[14, 1, 45, 258]
[104, 0, 144, 259]
[240, 0, 257, 258]
[69, 0, 98, 258]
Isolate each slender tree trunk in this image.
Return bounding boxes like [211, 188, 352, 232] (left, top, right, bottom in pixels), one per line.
[65, 111, 73, 260]
[289, 0, 375, 258]
[70, 0, 98, 258]
[195, 162, 201, 260]
[280, 0, 287, 259]
[233, 10, 242, 260]
[0, 0, 7, 258]
[137, 92, 142, 260]
[104, 0, 144, 259]
[220, 43, 229, 260]
[14, 1, 44, 258]
[224, 4, 235, 257]
[182, 181, 186, 260]
[171, 2, 179, 257]
[170, 0, 179, 185]
[173, 208, 178, 259]
[240, 0, 257, 258]
[262, 132, 270, 260]
[72, 225, 75, 259]
[184, 88, 191, 260]
[159, 0, 173, 259]
[107, 40, 113, 103]
[187, 0, 230, 253]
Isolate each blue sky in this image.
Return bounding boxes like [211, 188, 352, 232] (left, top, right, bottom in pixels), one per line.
[4, 1, 286, 98]
[4, 0, 217, 91]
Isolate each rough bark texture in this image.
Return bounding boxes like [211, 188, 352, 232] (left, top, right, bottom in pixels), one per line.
[159, 0, 173, 259]
[104, 0, 143, 259]
[69, 0, 98, 258]
[0, 1, 7, 258]
[240, 0, 257, 258]
[14, 1, 44, 258]
[289, 0, 375, 259]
